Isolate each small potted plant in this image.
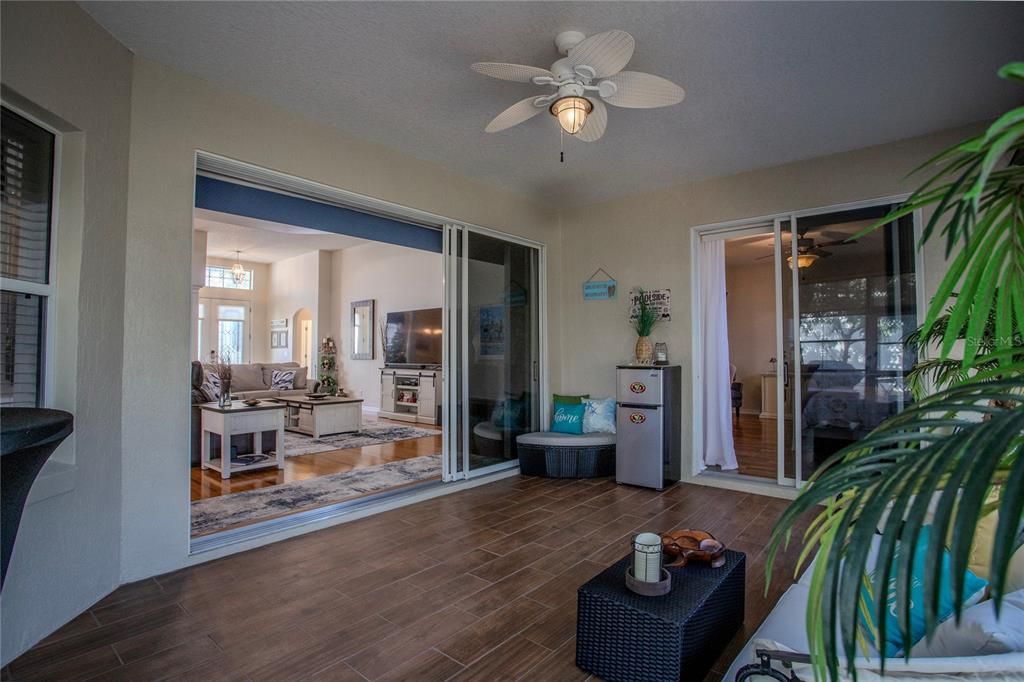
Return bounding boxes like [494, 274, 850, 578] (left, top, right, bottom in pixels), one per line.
[631, 288, 659, 365]
[212, 352, 233, 407]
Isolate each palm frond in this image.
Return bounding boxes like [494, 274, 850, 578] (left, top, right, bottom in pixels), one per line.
[769, 62, 1024, 681]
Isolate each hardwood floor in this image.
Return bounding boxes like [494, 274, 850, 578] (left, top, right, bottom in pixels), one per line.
[191, 417, 442, 501]
[7, 476, 814, 681]
[707, 413, 794, 480]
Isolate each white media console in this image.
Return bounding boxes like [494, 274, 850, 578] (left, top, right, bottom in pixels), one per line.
[379, 368, 442, 425]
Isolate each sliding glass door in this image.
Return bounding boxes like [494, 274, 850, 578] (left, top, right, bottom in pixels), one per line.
[786, 206, 918, 485]
[443, 225, 542, 480]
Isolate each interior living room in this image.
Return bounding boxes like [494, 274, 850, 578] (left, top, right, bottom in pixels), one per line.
[3, 2, 1023, 681]
[189, 205, 447, 536]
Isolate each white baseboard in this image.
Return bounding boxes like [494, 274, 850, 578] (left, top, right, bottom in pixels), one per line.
[362, 405, 380, 415]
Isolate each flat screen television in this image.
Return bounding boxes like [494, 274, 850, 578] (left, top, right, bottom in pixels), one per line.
[383, 308, 443, 367]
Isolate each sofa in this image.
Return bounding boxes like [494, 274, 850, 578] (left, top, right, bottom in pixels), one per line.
[189, 361, 317, 465]
[724, 534, 1024, 681]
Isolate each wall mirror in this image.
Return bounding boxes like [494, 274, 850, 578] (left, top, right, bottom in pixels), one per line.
[351, 299, 375, 360]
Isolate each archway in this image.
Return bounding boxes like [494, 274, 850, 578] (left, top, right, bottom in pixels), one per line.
[292, 307, 314, 372]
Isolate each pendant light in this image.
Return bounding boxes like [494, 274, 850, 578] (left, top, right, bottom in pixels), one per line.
[231, 250, 246, 285]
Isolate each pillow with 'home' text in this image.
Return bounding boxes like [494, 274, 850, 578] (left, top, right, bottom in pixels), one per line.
[551, 403, 585, 435]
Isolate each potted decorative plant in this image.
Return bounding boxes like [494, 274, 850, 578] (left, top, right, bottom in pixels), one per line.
[631, 288, 660, 364]
[318, 337, 339, 396]
[212, 352, 232, 407]
[766, 62, 1024, 680]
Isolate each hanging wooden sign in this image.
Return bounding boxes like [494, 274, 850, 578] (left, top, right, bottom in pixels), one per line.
[583, 268, 617, 300]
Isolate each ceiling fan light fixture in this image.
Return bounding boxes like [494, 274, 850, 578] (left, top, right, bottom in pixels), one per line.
[550, 96, 592, 135]
[787, 253, 820, 270]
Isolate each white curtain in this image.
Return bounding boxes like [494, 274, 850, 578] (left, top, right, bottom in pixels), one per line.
[700, 239, 739, 470]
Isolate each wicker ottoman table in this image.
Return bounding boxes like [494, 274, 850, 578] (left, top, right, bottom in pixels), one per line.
[515, 432, 616, 478]
[576, 550, 746, 681]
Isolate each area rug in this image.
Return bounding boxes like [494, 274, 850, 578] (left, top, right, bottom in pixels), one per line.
[191, 453, 442, 535]
[282, 424, 439, 458]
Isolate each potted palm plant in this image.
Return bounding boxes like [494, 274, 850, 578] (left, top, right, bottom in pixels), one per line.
[766, 62, 1024, 680]
[632, 288, 660, 364]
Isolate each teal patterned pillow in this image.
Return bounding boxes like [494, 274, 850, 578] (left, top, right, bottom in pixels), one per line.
[551, 403, 585, 434]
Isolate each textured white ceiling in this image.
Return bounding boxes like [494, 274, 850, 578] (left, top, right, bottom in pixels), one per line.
[196, 209, 368, 263]
[84, 2, 1024, 206]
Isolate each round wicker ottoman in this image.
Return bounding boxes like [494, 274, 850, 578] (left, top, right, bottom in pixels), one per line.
[515, 432, 616, 478]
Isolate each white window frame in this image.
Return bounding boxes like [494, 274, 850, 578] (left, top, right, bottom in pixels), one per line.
[204, 264, 254, 291]
[0, 102, 62, 408]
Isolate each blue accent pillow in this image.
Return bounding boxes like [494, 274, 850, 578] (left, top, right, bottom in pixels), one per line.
[858, 526, 988, 657]
[551, 403, 585, 435]
[582, 397, 616, 434]
[490, 399, 524, 429]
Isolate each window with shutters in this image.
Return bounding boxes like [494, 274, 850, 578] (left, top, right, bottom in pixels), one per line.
[1, 106, 56, 407]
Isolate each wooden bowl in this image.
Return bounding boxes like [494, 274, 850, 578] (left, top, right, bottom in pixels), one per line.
[660, 529, 726, 568]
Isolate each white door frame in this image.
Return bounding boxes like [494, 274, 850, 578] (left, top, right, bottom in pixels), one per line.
[689, 194, 921, 489]
[190, 152, 549, 552]
[442, 223, 547, 482]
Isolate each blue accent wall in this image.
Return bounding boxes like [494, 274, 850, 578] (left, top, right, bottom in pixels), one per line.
[194, 175, 442, 253]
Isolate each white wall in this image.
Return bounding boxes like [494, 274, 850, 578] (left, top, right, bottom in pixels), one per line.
[557, 124, 979, 483]
[0, 1, 132, 664]
[118, 55, 559, 584]
[267, 250, 327, 368]
[725, 261, 775, 413]
[331, 242, 442, 407]
[197, 255, 271, 363]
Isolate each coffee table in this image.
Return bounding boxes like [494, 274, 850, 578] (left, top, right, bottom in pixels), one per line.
[276, 396, 364, 438]
[199, 401, 286, 479]
[576, 550, 746, 682]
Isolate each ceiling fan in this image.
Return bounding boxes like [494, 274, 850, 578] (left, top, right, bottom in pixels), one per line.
[472, 30, 685, 144]
[754, 230, 858, 269]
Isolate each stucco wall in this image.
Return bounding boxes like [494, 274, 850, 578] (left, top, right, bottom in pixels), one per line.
[556, 124, 977, 481]
[0, 1, 132, 664]
[119, 56, 561, 582]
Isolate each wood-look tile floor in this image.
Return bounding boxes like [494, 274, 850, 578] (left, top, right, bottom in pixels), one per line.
[191, 417, 442, 501]
[7, 477, 814, 682]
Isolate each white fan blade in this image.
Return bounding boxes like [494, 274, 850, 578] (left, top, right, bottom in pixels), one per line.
[566, 30, 635, 79]
[602, 71, 685, 108]
[485, 97, 544, 133]
[576, 98, 606, 142]
[471, 62, 553, 83]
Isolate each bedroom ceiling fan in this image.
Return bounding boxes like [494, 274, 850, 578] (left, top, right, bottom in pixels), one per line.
[471, 30, 685, 147]
[754, 230, 858, 269]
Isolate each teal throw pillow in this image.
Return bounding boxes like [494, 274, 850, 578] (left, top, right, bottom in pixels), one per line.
[490, 399, 525, 429]
[551, 403, 585, 435]
[858, 526, 988, 657]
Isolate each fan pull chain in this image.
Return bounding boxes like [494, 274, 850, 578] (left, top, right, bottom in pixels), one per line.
[560, 128, 564, 163]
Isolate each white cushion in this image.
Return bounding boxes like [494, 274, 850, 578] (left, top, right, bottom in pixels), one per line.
[722, 584, 811, 682]
[516, 431, 615, 447]
[911, 590, 1024, 658]
[473, 421, 503, 442]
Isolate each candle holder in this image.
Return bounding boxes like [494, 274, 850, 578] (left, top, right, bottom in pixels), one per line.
[626, 532, 672, 596]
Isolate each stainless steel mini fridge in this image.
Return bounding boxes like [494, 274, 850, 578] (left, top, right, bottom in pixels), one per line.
[615, 365, 682, 490]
